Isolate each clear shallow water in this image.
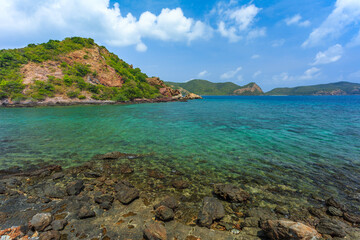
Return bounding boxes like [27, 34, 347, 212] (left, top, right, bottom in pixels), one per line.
[1, 96, 360, 210]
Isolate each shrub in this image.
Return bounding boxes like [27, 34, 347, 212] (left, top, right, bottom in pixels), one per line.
[0, 91, 7, 100]
[112, 93, 128, 102]
[83, 54, 89, 59]
[67, 90, 80, 98]
[63, 75, 73, 86]
[11, 93, 27, 102]
[78, 95, 86, 100]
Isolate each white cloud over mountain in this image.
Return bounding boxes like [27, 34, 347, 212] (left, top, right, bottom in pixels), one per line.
[312, 44, 343, 65]
[220, 66, 242, 79]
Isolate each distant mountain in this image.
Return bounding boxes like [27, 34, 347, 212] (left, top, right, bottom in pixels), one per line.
[266, 81, 360, 96]
[166, 79, 264, 96]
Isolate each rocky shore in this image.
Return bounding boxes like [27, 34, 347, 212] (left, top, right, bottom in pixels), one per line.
[0, 152, 359, 240]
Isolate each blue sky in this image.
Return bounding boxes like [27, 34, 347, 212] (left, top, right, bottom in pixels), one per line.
[0, 0, 360, 91]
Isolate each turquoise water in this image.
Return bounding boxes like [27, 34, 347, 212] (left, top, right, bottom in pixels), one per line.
[1, 96, 360, 210]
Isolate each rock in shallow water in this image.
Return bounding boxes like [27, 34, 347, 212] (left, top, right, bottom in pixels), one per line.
[327, 206, 343, 217]
[316, 218, 346, 238]
[155, 205, 174, 222]
[51, 219, 67, 231]
[30, 213, 53, 231]
[143, 222, 167, 240]
[115, 182, 139, 204]
[261, 220, 322, 240]
[44, 184, 66, 199]
[213, 183, 250, 203]
[66, 180, 84, 196]
[154, 196, 179, 210]
[197, 197, 225, 228]
[77, 205, 96, 219]
[343, 212, 360, 224]
[39, 230, 61, 240]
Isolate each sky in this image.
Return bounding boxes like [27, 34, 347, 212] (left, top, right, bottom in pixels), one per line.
[0, 0, 360, 91]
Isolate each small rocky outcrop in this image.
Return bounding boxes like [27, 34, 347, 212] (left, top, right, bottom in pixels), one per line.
[143, 222, 167, 240]
[261, 220, 322, 240]
[184, 93, 202, 99]
[197, 197, 225, 228]
[30, 213, 53, 231]
[213, 183, 250, 203]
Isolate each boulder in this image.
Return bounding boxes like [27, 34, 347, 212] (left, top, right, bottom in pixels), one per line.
[316, 218, 346, 238]
[39, 230, 61, 240]
[325, 197, 345, 211]
[197, 197, 225, 228]
[155, 206, 174, 221]
[154, 196, 179, 210]
[44, 184, 66, 198]
[143, 222, 167, 240]
[77, 205, 96, 219]
[115, 182, 139, 204]
[51, 219, 67, 231]
[51, 172, 65, 180]
[95, 194, 114, 210]
[214, 183, 250, 202]
[261, 220, 322, 240]
[327, 206, 343, 217]
[343, 212, 360, 224]
[66, 180, 84, 196]
[30, 213, 53, 231]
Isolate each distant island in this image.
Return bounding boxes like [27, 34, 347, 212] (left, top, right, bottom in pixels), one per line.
[166, 79, 264, 96]
[167, 79, 360, 96]
[0, 37, 200, 107]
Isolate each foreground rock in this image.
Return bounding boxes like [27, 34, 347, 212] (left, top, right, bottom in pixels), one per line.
[115, 182, 139, 204]
[66, 180, 84, 196]
[77, 205, 96, 219]
[261, 220, 322, 240]
[214, 183, 250, 202]
[154, 196, 179, 210]
[155, 206, 174, 222]
[143, 222, 167, 240]
[30, 213, 53, 231]
[316, 218, 346, 238]
[197, 197, 225, 228]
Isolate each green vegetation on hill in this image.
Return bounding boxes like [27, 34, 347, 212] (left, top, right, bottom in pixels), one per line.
[166, 79, 263, 96]
[0, 37, 161, 102]
[266, 82, 360, 95]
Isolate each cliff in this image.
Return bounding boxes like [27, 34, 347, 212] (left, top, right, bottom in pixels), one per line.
[0, 37, 182, 106]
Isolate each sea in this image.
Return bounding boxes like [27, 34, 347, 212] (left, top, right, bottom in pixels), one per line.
[1, 96, 360, 211]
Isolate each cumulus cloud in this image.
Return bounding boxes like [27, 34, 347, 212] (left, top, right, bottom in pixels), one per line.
[0, 0, 212, 51]
[253, 70, 262, 78]
[197, 70, 209, 78]
[312, 44, 343, 65]
[285, 14, 311, 27]
[214, 1, 264, 42]
[299, 67, 321, 80]
[303, 0, 360, 47]
[220, 66, 242, 79]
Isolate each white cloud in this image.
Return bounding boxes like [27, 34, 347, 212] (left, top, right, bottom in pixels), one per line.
[272, 39, 285, 47]
[214, 1, 264, 42]
[251, 54, 260, 59]
[349, 70, 360, 79]
[220, 66, 242, 79]
[312, 44, 343, 65]
[272, 72, 294, 82]
[299, 67, 321, 80]
[348, 30, 360, 47]
[198, 70, 209, 78]
[253, 70, 262, 78]
[0, 0, 212, 51]
[303, 0, 360, 47]
[285, 14, 311, 27]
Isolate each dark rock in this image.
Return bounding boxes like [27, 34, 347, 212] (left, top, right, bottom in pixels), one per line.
[154, 196, 179, 210]
[197, 197, 225, 228]
[316, 218, 346, 238]
[100, 201, 112, 210]
[343, 212, 360, 224]
[241, 217, 260, 228]
[77, 205, 96, 219]
[261, 220, 321, 240]
[325, 197, 345, 211]
[39, 230, 61, 240]
[51, 219, 68, 231]
[95, 194, 114, 210]
[84, 172, 101, 178]
[155, 205, 174, 221]
[308, 207, 326, 218]
[172, 180, 189, 189]
[0, 183, 6, 194]
[51, 172, 65, 180]
[143, 222, 167, 240]
[213, 183, 250, 202]
[115, 182, 139, 204]
[41, 197, 52, 203]
[44, 184, 66, 198]
[327, 206, 343, 217]
[119, 164, 134, 174]
[66, 180, 84, 196]
[30, 213, 53, 231]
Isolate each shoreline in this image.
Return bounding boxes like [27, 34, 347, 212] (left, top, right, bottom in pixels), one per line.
[0, 151, 359, 239]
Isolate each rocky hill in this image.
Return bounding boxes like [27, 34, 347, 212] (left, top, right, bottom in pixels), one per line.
[0, 37, 189, 106]
[166, 79, 264, 96]
[266, 81, 360, 96]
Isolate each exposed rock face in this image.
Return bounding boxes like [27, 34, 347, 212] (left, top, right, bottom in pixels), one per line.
[184, 93, 202, 99]
[146, 77, 181, 98]
[233, 83, 263, 95]
[30, 213, 53, 231]
[213, 183, 250, 203]
[21, 61, 64, 85]
[143, 222, 167, 240]
[261, 220, 322, 240]
[197, 197, 225, 227]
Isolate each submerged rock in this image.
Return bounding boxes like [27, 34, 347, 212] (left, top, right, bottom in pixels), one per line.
[115, 182, 139, 204]
[51, 219, 68, 231]
[261, 220, 321, 240]
[327, 206, 343, 217]
[44, 184, 66, 199]
[143, 222, 167, 240]
[39, 230, 61, 240]
[77, 205, 96, 219]
[30, 213, 53, 231]
[325, 197, 345, 211]
[95, 194, 114, 210]
[155, 205, 174, 222]
[316, 218, 346, 238]
[197, 197, 225, 228]
[343, 212, 360, 224]
[66, 180, 84, 196]
[84, 172, 101, 178]
[93, 151, 140, 160]
[213, 183, 250, 203]
[172, 180, 190, 189]
[51, 172, 65, 180]
[154, 196, 179, 210]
